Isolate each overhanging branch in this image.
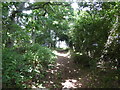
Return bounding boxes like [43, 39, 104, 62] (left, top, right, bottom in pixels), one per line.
[10, 2, 71, 20]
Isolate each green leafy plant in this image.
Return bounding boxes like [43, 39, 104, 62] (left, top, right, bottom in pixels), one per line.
[2, 44, 57, 88]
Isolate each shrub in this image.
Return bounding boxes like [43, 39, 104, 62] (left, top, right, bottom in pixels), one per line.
[72, 52, 91, 67]
[2, 44, 57, 88]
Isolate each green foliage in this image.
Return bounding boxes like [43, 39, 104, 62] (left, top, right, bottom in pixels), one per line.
[71, 2, 120, 70]
[2, 2, 120, 88]
[2, 44, 56, 88]
[72, 53, 91, 67]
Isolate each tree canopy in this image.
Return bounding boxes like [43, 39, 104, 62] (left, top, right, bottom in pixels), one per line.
[2, 1, 120, 88]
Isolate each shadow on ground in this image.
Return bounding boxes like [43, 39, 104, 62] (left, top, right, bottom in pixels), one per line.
[31, 50, 119, 88]
[42, 50, 91, 88]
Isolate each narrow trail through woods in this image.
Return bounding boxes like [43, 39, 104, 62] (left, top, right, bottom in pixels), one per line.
[43, 50, 92, 88]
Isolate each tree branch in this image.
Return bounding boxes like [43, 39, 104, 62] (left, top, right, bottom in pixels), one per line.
[9, 2, 70, 20]
[49, 2, 71, 6]
[24, 2, 50, 10]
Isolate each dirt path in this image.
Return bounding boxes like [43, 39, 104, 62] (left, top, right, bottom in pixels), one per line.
[43, 50, 91, 88]
[32, 50, 120, 89]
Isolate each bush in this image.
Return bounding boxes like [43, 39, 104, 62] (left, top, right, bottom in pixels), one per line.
[72, 52, 91, 67]
[2, 44, 57, 88]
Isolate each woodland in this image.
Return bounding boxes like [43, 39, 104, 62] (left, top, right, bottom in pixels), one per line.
[2, 1, 120, 88]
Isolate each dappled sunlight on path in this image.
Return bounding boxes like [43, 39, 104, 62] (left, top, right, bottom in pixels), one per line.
[53, 50, 71, 58]
[42, 50, 90, 88]
[61, 79, 82, 88]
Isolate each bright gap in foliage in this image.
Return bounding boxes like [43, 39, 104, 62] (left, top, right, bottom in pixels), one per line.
[71, 2, 79, 10]
[56, 41, 68, 49]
